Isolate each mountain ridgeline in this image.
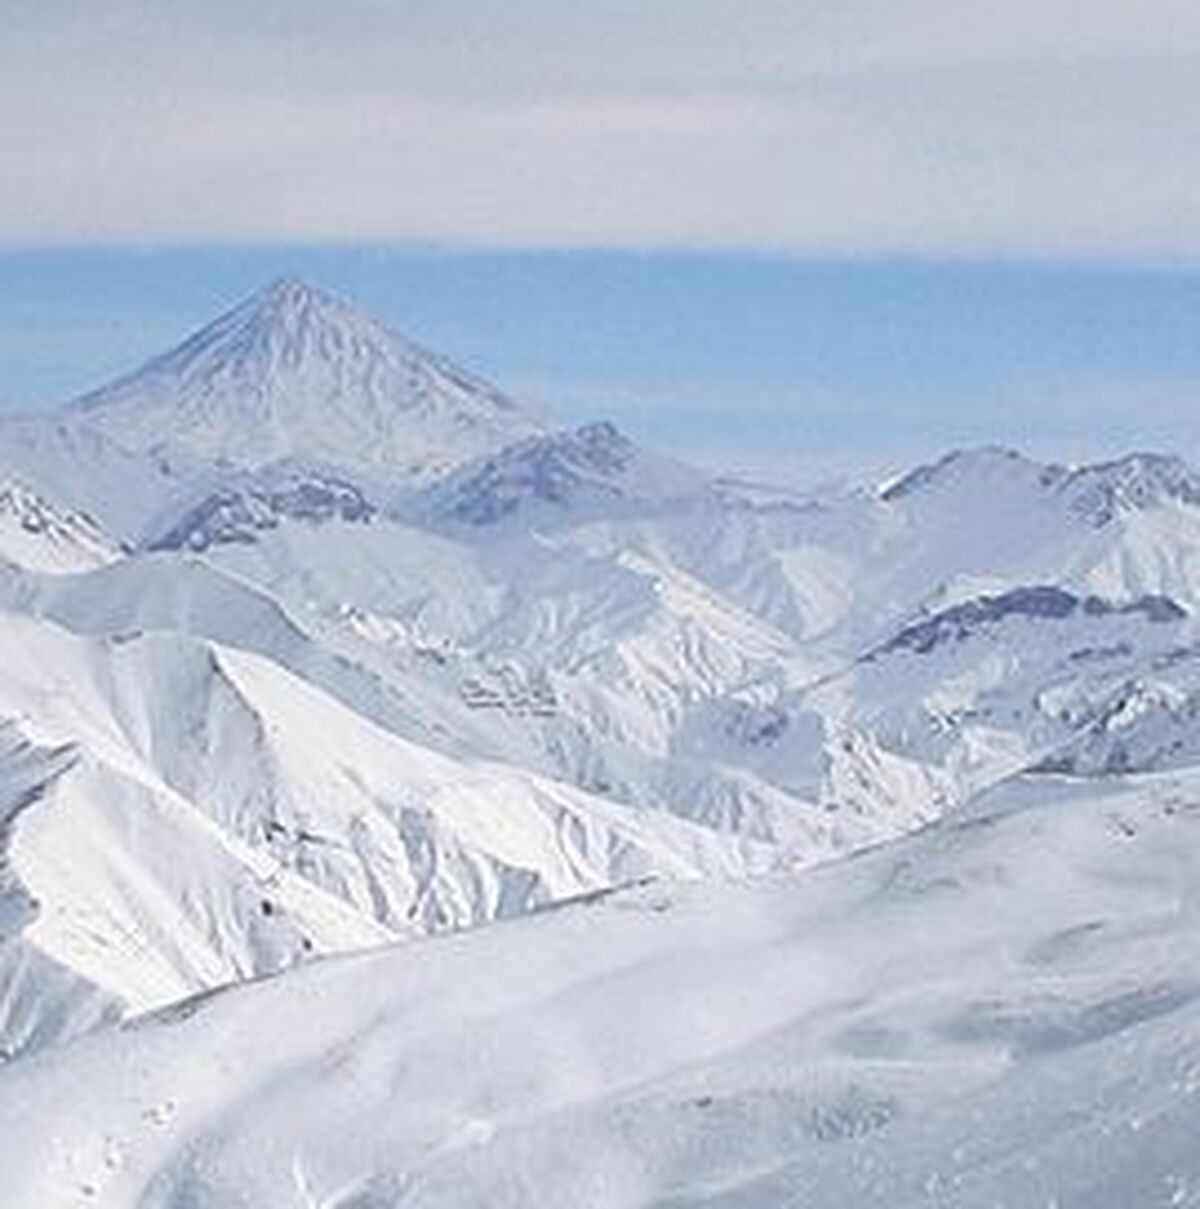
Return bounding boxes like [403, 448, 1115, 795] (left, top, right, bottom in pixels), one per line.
[2, 279, 1200, 1204]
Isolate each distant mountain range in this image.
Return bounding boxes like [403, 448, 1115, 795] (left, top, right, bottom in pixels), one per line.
[1, 280, 1199, 1206]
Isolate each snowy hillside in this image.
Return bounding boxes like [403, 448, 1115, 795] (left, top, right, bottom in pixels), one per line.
[0, 609, 766, 1061]
[4, 279, 1200, 1203]
[2, 769, 1199, 1207]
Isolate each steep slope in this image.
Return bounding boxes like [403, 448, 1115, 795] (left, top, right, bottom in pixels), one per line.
[189, 445, 1200, 828]
[872, 447, 1200, 631]
[793, 583, 1197, 812]
[561, 446, 1200, 660]
[0, 413, 177, 543]
[163, 444, 1200, 855]
[13, 424, 1200, 879]
[197, 519, 838, 848]
[1, 769, 1198, 1207]
[0, 610, 768, 1063]
[0, 480, 119, 573]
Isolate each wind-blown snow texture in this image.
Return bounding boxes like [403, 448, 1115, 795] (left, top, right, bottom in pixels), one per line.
[1, 280, 1199, 1206]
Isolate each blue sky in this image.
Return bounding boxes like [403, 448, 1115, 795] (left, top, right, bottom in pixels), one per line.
[3, 3, 1199, 484]
[4, 248, 1199, 482]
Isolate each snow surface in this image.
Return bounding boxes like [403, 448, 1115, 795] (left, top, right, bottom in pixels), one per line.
[2, 279, 1200, 1204]
[2, 770, 1199, 1207]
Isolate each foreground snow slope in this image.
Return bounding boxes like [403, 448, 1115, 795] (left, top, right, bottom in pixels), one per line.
[2, 769, 1199, 1208]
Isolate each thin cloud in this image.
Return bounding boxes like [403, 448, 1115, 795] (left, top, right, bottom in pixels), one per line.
[2, 2, 1198, 254]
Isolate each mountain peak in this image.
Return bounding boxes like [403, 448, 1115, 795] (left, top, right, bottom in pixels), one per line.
[241, 275, 366, 336]
[117, 276, 422, 397]
[65, 279, 544, 482]
[259, 273, 321, 303]
[1059, 451, 1200, 526]
[421, 419, 708, 526]
[879, 446, 1062, 502]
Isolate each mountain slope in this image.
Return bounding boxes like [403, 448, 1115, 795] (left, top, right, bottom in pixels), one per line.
[0, 480, 119, 573]
[418, 420, 709, 528]
[0, 609, 768, 1062]
[7, 280, 1200, 1203]
[1, 769, 1197, 1207]
[69, 277, 543, 481]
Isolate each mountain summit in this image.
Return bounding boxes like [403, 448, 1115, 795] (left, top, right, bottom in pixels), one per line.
[67, 277, 544, 481]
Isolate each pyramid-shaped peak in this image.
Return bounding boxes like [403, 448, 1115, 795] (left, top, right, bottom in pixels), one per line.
[213, 276, 407, 355]
[261, 274, 322, 303]
[71, 277, 420, 410]
[65, 278, 545, 480]
[246, 276, 360, 324]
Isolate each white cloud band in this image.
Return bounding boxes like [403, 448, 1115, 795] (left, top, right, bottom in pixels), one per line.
[3, 1, 1198, 255]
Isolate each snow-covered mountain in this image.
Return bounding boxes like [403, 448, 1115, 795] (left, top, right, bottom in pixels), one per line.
[0, 278, 544, 540]
[417, 420, 709, 527]
[71, 277, 543, 481]
[0, 608, 767, 1058]
[4, 279, 1200, 1203]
